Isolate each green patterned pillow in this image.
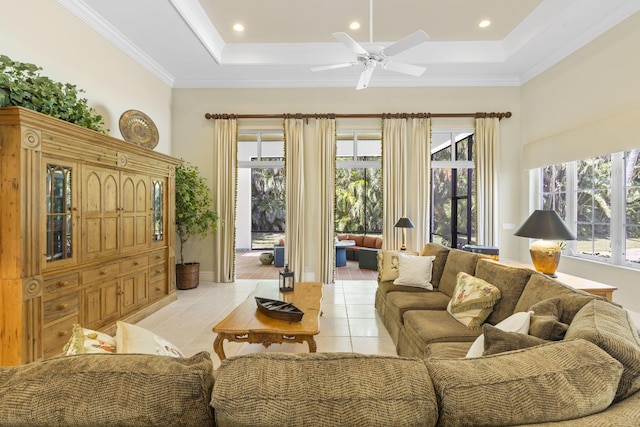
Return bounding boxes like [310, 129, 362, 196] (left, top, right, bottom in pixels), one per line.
[447, 272, 501, 329]
[378, 250, 402, 282]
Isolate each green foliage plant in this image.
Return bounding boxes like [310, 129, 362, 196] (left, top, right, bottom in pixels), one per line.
[175, 162, 218, 265]
[0, 54, 106, 133]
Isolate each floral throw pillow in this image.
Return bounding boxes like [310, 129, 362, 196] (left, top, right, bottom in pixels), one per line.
[447, 272, 501, 329]
[64, 324, 117, 355]
[378, 251, 402, 282]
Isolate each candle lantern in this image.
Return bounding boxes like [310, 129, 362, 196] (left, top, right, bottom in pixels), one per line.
[279, 264, 295, 292]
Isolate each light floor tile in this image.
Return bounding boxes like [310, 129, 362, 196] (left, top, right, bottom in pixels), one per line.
[135, 277, 397, 364]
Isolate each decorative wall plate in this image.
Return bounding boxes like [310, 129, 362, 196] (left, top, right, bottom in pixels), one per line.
[119, 109, 159, 149]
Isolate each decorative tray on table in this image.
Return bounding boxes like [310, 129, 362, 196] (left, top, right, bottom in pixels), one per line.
[255, 297, 304, 322]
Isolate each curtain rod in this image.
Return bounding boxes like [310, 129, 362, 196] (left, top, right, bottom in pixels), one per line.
[204, 112, 512, 121]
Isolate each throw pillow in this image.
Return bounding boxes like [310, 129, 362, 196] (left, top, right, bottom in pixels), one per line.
[425, 339, 622, 426]
[447, 272, 501, 329]
[392, 254, 435, 290]
[115, 321, 184, 357]
[63, 324, 117, 355]
[465, 311, 532, 358]
[481, 324, 547, 356]
[529, 297, 569, 341]
[378, 250, 402, 282]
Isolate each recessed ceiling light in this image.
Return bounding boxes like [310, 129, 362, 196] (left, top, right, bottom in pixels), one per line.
[350, 21, 360, 30]
[233, 23, 244, 32]
[479, 20, 491, 28]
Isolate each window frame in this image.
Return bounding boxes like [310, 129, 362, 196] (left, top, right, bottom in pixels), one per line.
[430, 129, 476, 249]
[536, 150, 640, 269]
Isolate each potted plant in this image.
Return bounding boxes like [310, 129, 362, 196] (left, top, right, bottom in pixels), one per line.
[175, 162, 218, 289]
[0, 54, 106, 132]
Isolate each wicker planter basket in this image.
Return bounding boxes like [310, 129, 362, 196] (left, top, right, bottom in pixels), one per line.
[176, 262, 200, 290]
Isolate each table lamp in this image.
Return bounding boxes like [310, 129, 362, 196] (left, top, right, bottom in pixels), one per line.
[394, 217, 414, 251]
[514, 210, 576, 277]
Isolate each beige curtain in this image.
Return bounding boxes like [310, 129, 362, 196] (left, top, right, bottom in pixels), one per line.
[316, 118, 336, 283]
[211, 118, 238, 282]
[408, 117, 431, 252]
[475, 117, 500, 246]
[382, 117, 408, 251]
[284, 117, 305, 280]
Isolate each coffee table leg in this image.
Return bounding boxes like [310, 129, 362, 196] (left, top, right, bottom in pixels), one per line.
[304, 336, 317, 353]
[213, 334, 227, 361]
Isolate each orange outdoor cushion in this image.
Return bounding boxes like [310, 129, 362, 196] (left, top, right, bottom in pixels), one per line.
[363, 235, 377, 248]
[337, 234, 348, 241]
[375, 238, 383, 249]
[349, 235, 365, 246]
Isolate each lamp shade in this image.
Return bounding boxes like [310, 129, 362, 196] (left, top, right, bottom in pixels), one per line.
[514, 210, 576, 241]
[394, 217, 415, 228]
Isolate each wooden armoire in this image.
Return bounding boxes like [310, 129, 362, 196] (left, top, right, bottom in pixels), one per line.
[0, 107, 182, 365]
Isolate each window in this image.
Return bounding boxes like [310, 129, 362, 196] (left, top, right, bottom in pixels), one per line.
[430, 130, 476, 249]
[335, 130, 382, 235]
[538, 149, 640, 266]
[238, 131, 285, 249]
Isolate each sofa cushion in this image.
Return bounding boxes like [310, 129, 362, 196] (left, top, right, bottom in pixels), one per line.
[529, 297, 569, 341]
[514, 273, 597, 324]
[403, 310, 483, 349]
[423, 342, 472, 358]
[474, 259, 533, 325]
[377, 280, 435, 296]
[565, 299, 640, 402]
[447, 272, 501, 329]
[387, 291, 451, 323]
[438, 249, 480, 297]
[375, 237, 383, 249]
[211, 352, 438, 427]
[0, 352, 215, 426]
[348, 234, 364, 246]
[362, 235, 377, 248]
[481, 324, 548, 356]
[419, 243, 450, 289]
[393, 254, 435, 289]
[425, 339, 623, 426]
[466, 311, 533, 358]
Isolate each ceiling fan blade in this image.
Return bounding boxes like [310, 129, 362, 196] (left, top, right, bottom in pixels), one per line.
[311, 63, 357, 72]
[382, 30, 430, 57]
[382, 61, 426, 76]
[332, 32, 368, 55]
[356, 64, 376, 90]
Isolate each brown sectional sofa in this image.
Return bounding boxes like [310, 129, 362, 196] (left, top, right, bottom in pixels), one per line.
[337, 233, 383, 270]
[1, 242, 639, 426]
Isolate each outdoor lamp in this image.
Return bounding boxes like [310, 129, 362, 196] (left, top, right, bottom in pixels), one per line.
[394, 217, 415, 251]
[279, 264, 295, 292]
[514, 210, 576, 277]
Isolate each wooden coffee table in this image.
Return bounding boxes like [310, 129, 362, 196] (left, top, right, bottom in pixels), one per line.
[212, 281, 323, 360]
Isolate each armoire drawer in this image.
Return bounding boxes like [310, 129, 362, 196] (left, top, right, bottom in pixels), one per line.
[121, 254, 149, 272]
[43, 315, 78, 358]
[43, 292, 79, 324]
[43, 272, 80, 295]
[81, 263, 119, 284]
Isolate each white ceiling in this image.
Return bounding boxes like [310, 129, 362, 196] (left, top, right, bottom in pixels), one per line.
[60, 0, 640, 89]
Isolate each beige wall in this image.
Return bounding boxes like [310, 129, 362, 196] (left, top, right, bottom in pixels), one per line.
[521, 12, 640, 310]
[0, 0, 173, 154]
[171, 87, 521, 282]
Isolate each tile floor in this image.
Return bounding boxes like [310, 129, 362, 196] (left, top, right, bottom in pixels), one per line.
[234, 250, 380, 281]
[136, 279, 396, 369]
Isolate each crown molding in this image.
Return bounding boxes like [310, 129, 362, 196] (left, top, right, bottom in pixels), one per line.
[57, 0, 175, 86]
[168, 0, 224, 63]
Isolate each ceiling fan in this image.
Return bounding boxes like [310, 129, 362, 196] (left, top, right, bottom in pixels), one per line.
[311, 0, 429, 90]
